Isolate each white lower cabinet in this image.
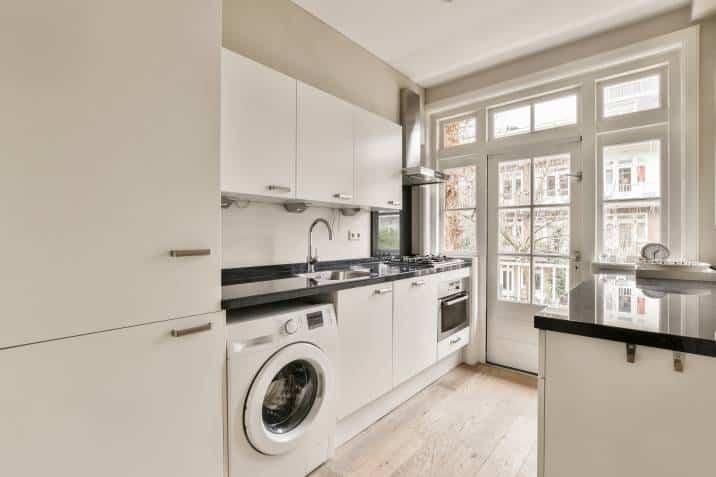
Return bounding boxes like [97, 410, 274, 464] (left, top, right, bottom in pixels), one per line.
[542, 331, 716, 477]
[334, 284, 394, 419]
[0, 312, 225, 477]
[393, 275, 439, 386]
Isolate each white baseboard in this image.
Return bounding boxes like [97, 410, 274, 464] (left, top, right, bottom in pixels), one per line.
[334, 351, 463, 448]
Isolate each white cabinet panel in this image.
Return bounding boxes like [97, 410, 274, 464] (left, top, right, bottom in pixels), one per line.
[335, 284, 393, 419]
[393, 275, 439, 386]
[0, 312, 225, 477]
[221, 49, 297, 199]
[354, 108, 403, 210]
[543, 331, 716, 477]
[297, 82, 355, 204]
[0, 0, 221, 348]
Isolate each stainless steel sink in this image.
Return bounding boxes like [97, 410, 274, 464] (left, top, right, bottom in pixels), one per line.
[295, 269, 373, 282]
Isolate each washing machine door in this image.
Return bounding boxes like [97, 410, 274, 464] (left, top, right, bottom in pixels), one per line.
[244, 342, 332, 456]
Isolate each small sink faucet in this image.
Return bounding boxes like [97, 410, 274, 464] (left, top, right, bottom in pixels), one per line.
[307, 218, 334, 273]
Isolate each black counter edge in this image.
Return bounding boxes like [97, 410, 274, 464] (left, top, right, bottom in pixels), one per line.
[534, 315, 716, 358]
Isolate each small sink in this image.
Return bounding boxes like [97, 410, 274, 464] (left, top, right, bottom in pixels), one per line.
[295, 269, 373, 282]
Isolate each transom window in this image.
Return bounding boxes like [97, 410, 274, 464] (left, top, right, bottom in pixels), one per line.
[441, 115, 477, 149]
[490, 92, 578, 140]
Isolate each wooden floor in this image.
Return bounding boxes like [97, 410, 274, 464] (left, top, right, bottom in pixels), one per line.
[312, 364, 538, 477]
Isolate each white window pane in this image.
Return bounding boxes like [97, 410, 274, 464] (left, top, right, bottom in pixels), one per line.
[498, 255, 531, 303]
[534, 95, 577, 131]
[534, 207, 569, 256]
[377, 215, 400, 252]
[444, 210, 476, 253]
[601, 200, 660, 263]
[603, 74, 660, 118]
[443, 116, 476, 148]
[445, 166, 476, 209]
[499, 159, 531, 206]
[493, 105, 530, 138]
[533, 257, 569, 307]
[603, 140, 660, 200]
[499, 208, 531, 254]
[534, 154, 570, 205]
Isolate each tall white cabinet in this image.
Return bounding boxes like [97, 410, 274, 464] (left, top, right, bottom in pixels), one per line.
[221, 49, 297, 200]
[1, 1, 224, 475]
[1, 0, 221, 349]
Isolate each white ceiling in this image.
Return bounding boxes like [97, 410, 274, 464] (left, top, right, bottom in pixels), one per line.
[291, 0, 689, 87]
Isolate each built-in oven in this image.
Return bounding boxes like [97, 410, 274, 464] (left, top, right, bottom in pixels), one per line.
[437, 278, 470, 359]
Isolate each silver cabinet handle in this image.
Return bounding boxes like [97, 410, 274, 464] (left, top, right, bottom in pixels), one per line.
[267, 185, 291, 193]
[170, 322, 212, 337]
[444, 295, 468, 306]
[412, 280, 426, 287]
[333, 193, 353, 200]
[169, 249, 211, 257]
[388, 200, 401, 206]
[373, 287, 393, 295]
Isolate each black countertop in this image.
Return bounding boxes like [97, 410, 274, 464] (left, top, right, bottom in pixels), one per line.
[534, 273, 716, 357]
[222, 258, 471, 311]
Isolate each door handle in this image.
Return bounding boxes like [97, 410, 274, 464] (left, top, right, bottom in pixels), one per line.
[170, 322, 212, 337]
[267, 185, 291, 193]
[444, 295, 468, 306]
[169, 249, 211, 257]
[388, 200, 401, 206]
[333, 193, 353, 200]
[412, 280, 426, 287]
[565, 171, 582, 182]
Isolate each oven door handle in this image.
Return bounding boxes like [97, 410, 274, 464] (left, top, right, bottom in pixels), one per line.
[443, 294, 468, 306]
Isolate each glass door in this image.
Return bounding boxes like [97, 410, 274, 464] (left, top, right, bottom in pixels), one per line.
[486, 143, 583, 373]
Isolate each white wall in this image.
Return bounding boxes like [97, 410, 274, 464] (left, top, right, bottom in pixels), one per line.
[222, 203, 371, 268]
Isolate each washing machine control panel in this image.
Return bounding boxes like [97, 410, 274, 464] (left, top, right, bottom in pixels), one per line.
[306, 310, 324, 330]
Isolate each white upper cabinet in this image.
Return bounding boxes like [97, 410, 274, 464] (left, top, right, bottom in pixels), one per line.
[0, 0, 221, 348]
[221, 49, 297, 199]
[0, 312, 225, 477]
[393, 275, 439, 386]
[354, 108, 403, 210]
[297, 81, 355, 204]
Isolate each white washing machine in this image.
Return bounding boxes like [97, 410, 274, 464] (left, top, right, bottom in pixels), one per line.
[227, 302, 337, 477]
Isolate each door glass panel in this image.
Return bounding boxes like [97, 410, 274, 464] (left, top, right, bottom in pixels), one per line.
[262, 360, 318, 435]
[493, 105, 531, 138]
[534, 154, 570, 205]
[602, 200, 661, 262]
[603, 140, 660, 200]
[498, 208, 531, 254]
[498, 159, 531, 206]
[445, 166, 476, 209]
[498, 256, 531, 303]
[532, 257, 569, 307]
[533, 207, 569, 255]
[603, 74, 660, 118]
[534, 95, 577, 131]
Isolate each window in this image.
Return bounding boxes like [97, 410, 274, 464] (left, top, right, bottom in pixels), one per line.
[442, 115, 477, 148]
[603, 74, 660, 118]
[600, 139, 662, 262]
[371, 211, 401, 257]
[444, 165, 477, 254]
[491, 92, 577, 140]
[497, 155, 572, 307]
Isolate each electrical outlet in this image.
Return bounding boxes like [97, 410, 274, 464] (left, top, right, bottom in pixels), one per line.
[348, 231, 361, 241]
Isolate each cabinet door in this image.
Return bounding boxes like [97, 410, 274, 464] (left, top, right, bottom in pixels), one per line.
[354, 108, 403, 210]
[221, 49, 297, 199]
[393, 276, 439, 385]
[0, 0, 221, 348]
[0, 312, 225, 477]
[336, 284, 394, 419]
[297, 82, 355, 204]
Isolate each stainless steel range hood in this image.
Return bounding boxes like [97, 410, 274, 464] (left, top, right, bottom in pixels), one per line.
[400, 89, 445, 255]
[400, 89, 448, 186]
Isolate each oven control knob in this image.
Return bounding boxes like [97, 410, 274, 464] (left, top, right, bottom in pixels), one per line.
[284, 319, 299, 335]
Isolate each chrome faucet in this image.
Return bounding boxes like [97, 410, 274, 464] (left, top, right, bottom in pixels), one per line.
[307, 218, 334, 273]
